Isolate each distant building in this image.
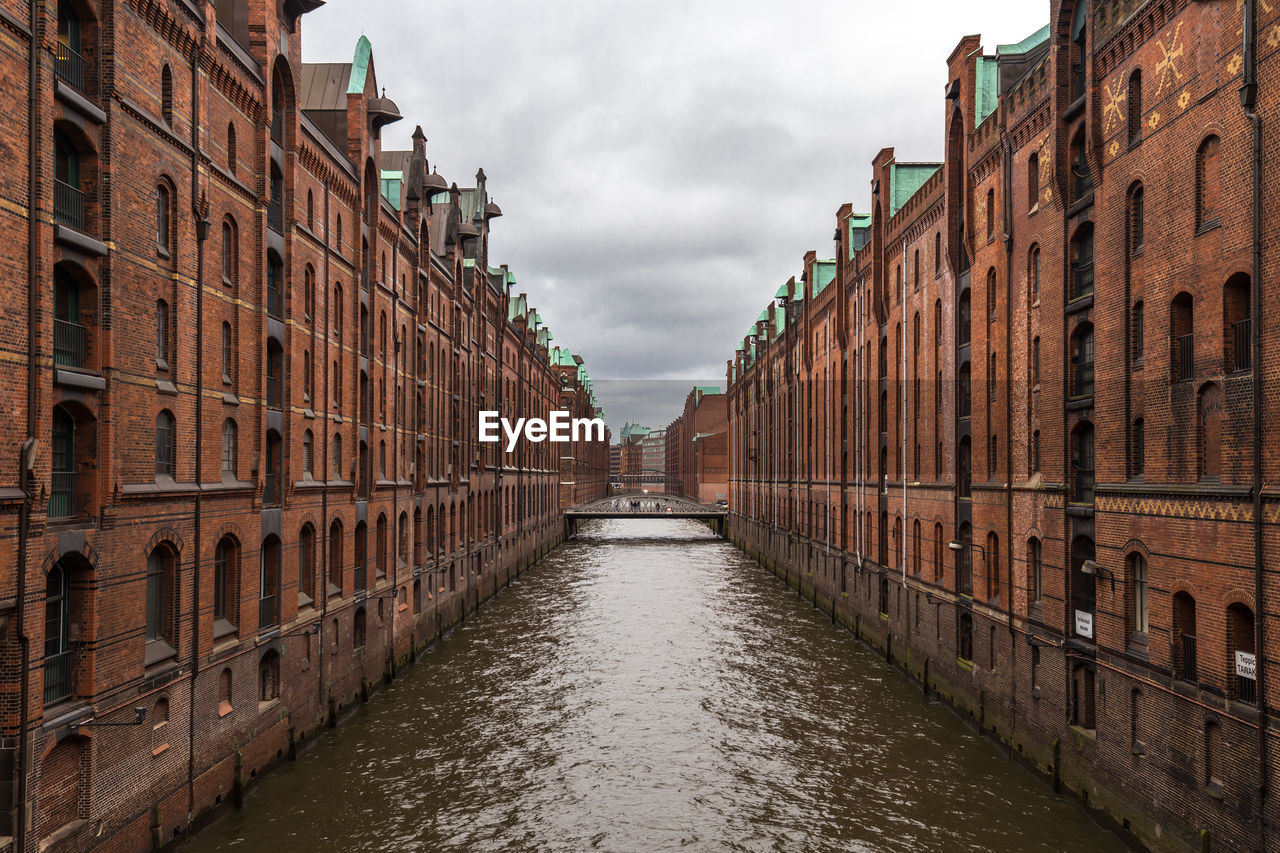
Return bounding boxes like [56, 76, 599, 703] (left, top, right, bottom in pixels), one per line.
[665, 387, 728, 504]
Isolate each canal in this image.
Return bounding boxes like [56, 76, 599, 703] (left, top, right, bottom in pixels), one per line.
[184, 519, 1128, 852]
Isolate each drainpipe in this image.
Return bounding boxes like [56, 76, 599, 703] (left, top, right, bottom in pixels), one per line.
[15, 1, 40, 848]
[1002, 134, 1017, 756]
[901, 241, 907, 590]
[856, 281, 863, 572]
[187, 32, 208, 828]
[319, 180, 330, 709]
[1241, 0, 1267, 841]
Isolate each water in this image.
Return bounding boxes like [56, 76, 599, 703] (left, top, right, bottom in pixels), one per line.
[184, 519, 1128, 852]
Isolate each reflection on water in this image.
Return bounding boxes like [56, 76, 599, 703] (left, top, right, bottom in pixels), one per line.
[183, 518, 1127, 852]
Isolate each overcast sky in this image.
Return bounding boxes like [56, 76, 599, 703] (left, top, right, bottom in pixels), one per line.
[303, 0, 1048, 434]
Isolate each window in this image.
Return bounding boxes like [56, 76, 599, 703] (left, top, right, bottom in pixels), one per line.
[44, 562, 73, 704]
[1070, 224, 1094, 300]
[1197, 136, 1221, 230]
[353, 608, 367, 648]
[227, 122, 236, 175]
[1131, 418, 1145, 477]
[934, 523, 944, 581]
[1028, 152, 1040, 209]
[1228, 604, 1257, 703]
[299, 524, 316, 606]
[145, 546, 174, 646]
[304, 266, 315, 320]
[333, 360, 343, 406]
[259, 650, 280, 702]
[264, 431, 282, 506]
[1174, 591, 1198, 681]
[1070, 323, 1094, 398]
[957, 521, 972, 596]
[1032, 336, 1041, 384]
[934, 232, 941, 276]
[986, 188, 995, 241]
[957, 363, 971, 418]
[155, 410, 175, 477]
[1032, 430, 1041, 474]
[986, 268, 997, 325]
[306, 190, 314, 230]
[1129, 184, 1144, 254]
[328, 520, 343, 596]
[161, 65, 173, 126]
[1071, 536, 1097, 639]
[260, 536, 281, 627]
[53, 129, 83, 230]
[1171, 292, 1194, 381]
[303, 350, 312, 402]
[1072, 423, 1094, 504]
[1029, 245, 1040, 302]
[1224, 274, 1252, 372]
[213, 537, 236, 633]
[1128, 70, 1143, 145]
[333, 284, 344, 336]
[332, 434, 343, 478]
[986, 533, 1000, 601]
[1029, 538, 1043, 605]
[221, 419, 236, 476]
[303, 429, 314, 477]
[958, 612, 974, 662]
[988, 351, 997, 401]
[988, 433, 998, 479]
[55, 0, 85, 91]
[222, 220, 237, 285]
[913, 520, 921, 576]
[1129, 553, 1148, 635]
[957, 290, 970, 347]
[155, 299, 170, 367]
[1071, 0, 1087, 98]
[156, 183, 171, 255]
[913, 250, 920, 292]
[1132, 301, 1144, 361]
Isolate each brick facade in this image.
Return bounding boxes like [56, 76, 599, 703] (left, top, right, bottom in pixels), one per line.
[0, 2, 608, 851]
[728, 2, 1280, 850]
[664, 386, 728, 504]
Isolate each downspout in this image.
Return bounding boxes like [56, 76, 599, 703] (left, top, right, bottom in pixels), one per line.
[319, 180, 330, 708]
[16, 0, 39, 848]
[901, 241, 907, 589]
[1002, 134, 1017, 757]
[187, 32, 207, 826]
[1241, 0, 1267, 839]
[855, 282, 863, 572]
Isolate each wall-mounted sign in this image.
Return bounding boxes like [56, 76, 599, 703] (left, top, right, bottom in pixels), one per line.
[1236, 650, 1257, 680]
[1074, 610, 1094, 639]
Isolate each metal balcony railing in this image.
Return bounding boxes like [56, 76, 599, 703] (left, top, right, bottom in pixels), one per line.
[267, 197, 283, 233]
[49, 471, 76, 518]
[266, 282, 282, 319]
[1172, 334, 1195, 382]
[43, 649, 73, 705]
[54, 179, 86, 231]
[55, 42, 86, 91]
[1179, 634, 1198, 681]
[1237, 674, 1258, 704]
[54, 318, 86, 368]
[1231, 319, 1252, 372]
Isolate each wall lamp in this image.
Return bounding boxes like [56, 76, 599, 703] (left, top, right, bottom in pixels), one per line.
[948, 540, 987, 558]
[75, 706, 147, 732]
[1080, 559, 1115, 592]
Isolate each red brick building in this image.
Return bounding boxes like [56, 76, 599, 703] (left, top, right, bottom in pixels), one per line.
[0, 2, 607, 850]
[729, 2, 1279, 849]
[665, 386, 728, 504]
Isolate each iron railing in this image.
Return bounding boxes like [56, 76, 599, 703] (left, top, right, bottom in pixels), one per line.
[1231, 319, 1252, 372]
[267, 197, 283, 233]
[49, 471, 76, 518]
[1179, 634, 1198, 681]
[1070, 261, 1094, 300]
[54, 179, 85, 231]
[43, 650, 74, 705]
[1237, 674, 1258, 704]
[54, 318, 86, 368]
[1071, 360, 1095, 399]
[1172, 334, 1195, 382]
[55, 42, 86, 91]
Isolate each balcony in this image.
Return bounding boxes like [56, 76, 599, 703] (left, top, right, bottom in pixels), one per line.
[43, 649, 73, 705]
[266, 281, 283, 319]
[1231, 319, 1252, 372]
[267, 197, 283, 233]
[55, 42, 86, 92]
[48, 471, 76, 519]
[54, 318, 86, 368]
[54, 179, 86, 231]
[259, 594, 278, 630]
[266, 372, 282, 410]
[1172, 334, 1195, 382]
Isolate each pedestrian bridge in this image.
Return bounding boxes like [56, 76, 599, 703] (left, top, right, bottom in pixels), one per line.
[564, 495, 728, 537]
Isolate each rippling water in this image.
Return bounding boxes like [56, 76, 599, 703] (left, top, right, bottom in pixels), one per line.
[184, 519, 1127, 852]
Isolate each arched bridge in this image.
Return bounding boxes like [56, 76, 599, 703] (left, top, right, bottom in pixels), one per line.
[564, 495, 728, 538]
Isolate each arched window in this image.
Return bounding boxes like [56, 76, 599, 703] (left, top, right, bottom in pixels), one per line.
[376, 513, 388, 579]
[258, 650, 280, 702]
[1224, 273, 1252, 372]
[304, 265, 315, 321]
[1228, 603, 1257, 702]
[49, 405, 77, 519]
[220, 321, 233, 385]
[1198, 383, 1223, 479]
[332, 434, 343, 478]
[155, 410, 175, 477]
[1129, 183, 1144, 254]
[957, 289, 971, 347]
[1070, 223, 1094, 300]
[213, 537, 237, 634]
[985, 268, 997, 326]
[333, 283, 344, 336]
[222, 219, 237, 285]
[328, 519, 343, 596]
[354, 521, 368, 590]
[1128, 553, 1148, 635]
[299, 524, 315, 607]
[306, 189, 314, 230]
[1173, 591, 1198, 681]
[1028, 152, 1040, 208]
[1127, 69, 1143, 145]
[913, 250, 920, 291]
[227, 122, 236, 174]
[155, 299, 170, 367]
[1070, 536, 1096, 639]
[957, 362, 971, 418]
[221, 419, 236, 476]
[1196, 136, 1221, 230]
[302, 429, 314, 477]
[933, 232, 941, 275]
[1070, 323, 1094, 399]
[1071, 0, 1088, 96]
[146, 545, 176, 648]
[986, 187, 995, 241]
[156, 183, 171, 255]
[353, 607, 367, 648]
[1071, 129, 1092, 203]
[1028, 537, 1043, 604]
[53, 129, 82, 229]
[956, 520, 972, 596]
[1028, 245, 1040, 302]
[259, 536, 281, 628]
[44, 561, 74, 703]
[1171, 292, 1194, 381]
[161, 65, 173, 126]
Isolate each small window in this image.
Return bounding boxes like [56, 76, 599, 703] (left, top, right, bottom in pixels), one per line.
[1132, 301, 1145, 361]
[1029, 245, 1041, 302]
[986, 188, 995, 241]
[1127, 70, 1143, 145]
[1129, 553, 1149, 634]
[145, 546, 173, 644]
[934, 232, 941, 276]
[1029, 538, 1043, 604]
[221, 419, 236, 475]
[1028, 152, 1040, 209]
[222, 220, 237, 286]
[1129, 184, 1144, 254]
[155, 299, 170, 367]
[155, 411, 176, 477]
[1197, 136, 1221, 231]
[1131, 418, 1145, 478]
[221, 322, 233, 384]
[227, 122, 237, 175]
[303, 429, 314, 477]
[332, 434, 343, 478]
[161, 65, 173, 126]
[959, 613, 974, 662]
[156, 184, 171, 255]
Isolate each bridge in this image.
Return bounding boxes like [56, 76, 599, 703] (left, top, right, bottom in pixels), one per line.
[564, 494, 728, 538]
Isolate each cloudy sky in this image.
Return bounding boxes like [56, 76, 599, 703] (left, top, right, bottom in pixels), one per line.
[303, 0, 1048, 434]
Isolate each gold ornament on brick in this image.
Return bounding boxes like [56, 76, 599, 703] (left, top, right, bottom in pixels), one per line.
[1102, 78, 1126, 135]
[1154, 23, 1185, 97]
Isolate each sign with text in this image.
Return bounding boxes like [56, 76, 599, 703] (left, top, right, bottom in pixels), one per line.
[1074, 610, 1094, 639]
[1236, 650, 1257, 680]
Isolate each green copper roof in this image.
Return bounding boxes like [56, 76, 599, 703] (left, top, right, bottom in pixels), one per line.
[849, 213, 872, 258]
[772, 304, 785, 340]
[774, 283, 790, 299]
[974, 55, 999, 124]
[348, 36, 373, 94]
[696, 385, 721, 396]
[463, 258, 475, 268]
[812, 260, 836, 297]
[998, 23, 1051, 55]
[380, 171, 403, 211]
[508, 293, 527, 323]
[430, 191, 450, 205]
[890, 165, 940, 217]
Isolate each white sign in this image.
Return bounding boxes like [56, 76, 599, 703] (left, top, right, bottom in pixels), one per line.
[1236, 650, 1257, 680]
[1074, 610, 1094, 639]
[478, 411, 606, 452]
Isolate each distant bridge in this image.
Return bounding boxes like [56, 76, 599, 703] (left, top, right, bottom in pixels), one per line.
[564, 495, 728, 538]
